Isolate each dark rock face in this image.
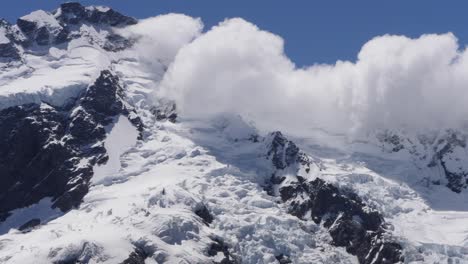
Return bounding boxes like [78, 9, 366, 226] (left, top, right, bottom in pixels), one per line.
[76, 70, 140, 129]
[35, 26, 52, 45]
[441, 161, 468, 193]
[378, 129, 468, 193]
[0, 103, 91, 218]
[207, 238, 238, 264]
[152, 100, 177, 123]
[13, 2, 136, 51]
[0, 20, 21, 62]
[16, 19, 37, 35]
[266, 132, 404, 264]
[74, 70, 144, 139]
[275, 254, 292, 264]
[86, 7, 138, 27]
[267, 131, 299, 170]
[56, 2, 87, 25]
[120, 247, 148, 264]
[0, 3, 136, 64]
[18, 218, 41, 232]
[194, 204, 214, 225]
[16, 16, 67, 47]
[0, 70, 141, 223]
[103, 34, 135, 52]
[377, 131, 405, 153]
[277, 177, 403, 264]
[429, 131, 468, 193]
[0, 42, 20, 62]
[56, 3, 137, 27]
[267, 131, 311, 171]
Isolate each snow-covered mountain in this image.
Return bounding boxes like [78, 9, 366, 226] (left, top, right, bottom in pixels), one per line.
[0, 3, 467, 264]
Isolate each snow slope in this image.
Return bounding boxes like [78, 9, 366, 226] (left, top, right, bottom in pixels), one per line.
[0, 28, 9, 44]
[2, 112, 468, 263]
[0, 117, 356, 263]
[0, 37, 112, 110]
[92, 115, 139, 185]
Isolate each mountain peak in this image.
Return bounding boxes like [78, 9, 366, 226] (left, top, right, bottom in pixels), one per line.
[0, 2, 137, 61]
[54, 2, 137, 27]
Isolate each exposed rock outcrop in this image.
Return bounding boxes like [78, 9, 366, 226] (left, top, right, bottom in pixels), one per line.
[0, 70, 141, 222]
[267, 132, 404, 264]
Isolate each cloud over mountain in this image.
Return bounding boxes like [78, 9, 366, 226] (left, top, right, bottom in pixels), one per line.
[157, 18, 468, 136]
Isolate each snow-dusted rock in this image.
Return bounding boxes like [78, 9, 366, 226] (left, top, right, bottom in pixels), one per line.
[0, 70, 141, 229]
[374, 129, 468, 193]
[266, 132, 403, 264]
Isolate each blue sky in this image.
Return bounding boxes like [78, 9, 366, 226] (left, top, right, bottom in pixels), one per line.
[3, 1, 468, 67]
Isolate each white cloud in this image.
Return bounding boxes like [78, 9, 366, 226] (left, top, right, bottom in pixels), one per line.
[118, 14, 203, 77]
[156, 17, 468, 137]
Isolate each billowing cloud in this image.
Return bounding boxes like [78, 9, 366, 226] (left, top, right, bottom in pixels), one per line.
[157, 17, 468, 137]
[119, 14, 203, 77]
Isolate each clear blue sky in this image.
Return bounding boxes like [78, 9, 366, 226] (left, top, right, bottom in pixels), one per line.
[3, 1, 468, 67]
